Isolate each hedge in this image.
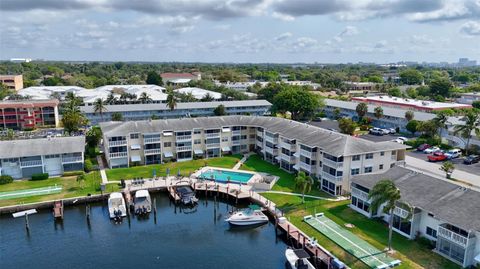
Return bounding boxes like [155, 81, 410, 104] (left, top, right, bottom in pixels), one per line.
[31, 173, 49, 181]
[0, 175, 14, 185]
[62, 171, 85, 177]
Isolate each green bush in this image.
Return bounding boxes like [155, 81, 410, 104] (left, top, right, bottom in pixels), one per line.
[31, 173, 49, 181]
[0, 175, 14, 185]
[84, 159, 93, 173]
[62, 171, 85, 177]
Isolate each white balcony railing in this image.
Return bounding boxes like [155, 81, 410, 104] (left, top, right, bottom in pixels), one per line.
[393, 207, 410, 219]
[232, 130, 242, 136]
[300, 149, 314, 158]
[299, 162, 313, 172]
[109, 140, 127, 147]
[351, 187, 370, 201]
[144, 148, 162, 155]
[176, 135, 192, 142]
[109, 152, 128, 159]
[206, 143, 220, 149]
[62, 156, 83, 163]
[205, 132, 220, 138]
[280, 141, 295, 150]
[256, 130, 263, 137]
[20, 160, 43, 167]
[438, 226, 468, 247]
[144, 137, 161, 144]
[280, 153, 295, 163]
[176, 146, 192, 152]
[322, 172, 343, 182]
[232, 140, 241, 146]
[322, 158, 344, 169]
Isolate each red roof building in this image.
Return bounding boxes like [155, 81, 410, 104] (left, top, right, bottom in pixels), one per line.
[0, 99, 60, 130]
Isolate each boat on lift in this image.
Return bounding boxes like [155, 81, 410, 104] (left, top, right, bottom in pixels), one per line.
[134, 190, 152, 215]
[285, 248, 315, 269]
[225, 205, 268, 226]
[108, 192, 127, 219]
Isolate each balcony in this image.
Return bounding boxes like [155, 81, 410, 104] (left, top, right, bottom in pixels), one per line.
[144, 148, 162, 155]
[144, 137, 161, 144]
[393, 207, 410, 219]
[300, 149, 314, 158]
[299, 162, 313, 172]
[280, 141, 295, 150]
[206, 143, 220, 149]
[232, 130, 242, 136]
[205, 132, 220, 138]
[20, 160, 43, 167]
[264, 135, 276, 143]
[176, 146, 192, 152]
[232, 140, 241, 146]
[438, 226, 469, 247]
[109, 152, 128, 159]
[280, 153, 295, 163]
[351, 187, 370, 201]
[322, 158, 344, 169]
[109, 140, 127, 147]
[256, 130, 263, 137]
[62, 156, 83, 163]
[176, 135, 192, 142]
[322, 172, 343, 182]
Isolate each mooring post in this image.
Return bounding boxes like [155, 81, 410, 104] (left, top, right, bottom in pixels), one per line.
[153, 197, 157, 224]
[25, 213, 30, 232]
[86, 204, 90, 220]
[297, 233, 300, 248]
[287, 224, 290, 240]
[303, 236, 306, 249]
[315, 249, 318, 268]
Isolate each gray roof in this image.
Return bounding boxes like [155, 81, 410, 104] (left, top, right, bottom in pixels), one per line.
[325, 99, 436, 122]
[352, 166, 480, 231]
[0, 136, 85, 158]
[99, 116, 407, 157]
[80, 100, 272, 113]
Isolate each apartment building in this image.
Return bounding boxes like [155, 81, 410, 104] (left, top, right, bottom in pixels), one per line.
[0, 136, 85, 179]
[82, 100, 272, 125]
[350, 166, 480, 268]
[0, 75, 24, 91]
[352, 96, 471, 112]
[100, 116, 407, 195]
[0, 99, 60, 130]
[457, 92, 480, 105]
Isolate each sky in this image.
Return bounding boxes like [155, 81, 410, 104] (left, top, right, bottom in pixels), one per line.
[0, 0, 479, 63]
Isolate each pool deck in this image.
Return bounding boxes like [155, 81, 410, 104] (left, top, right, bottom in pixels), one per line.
[193, 166, 262, 185]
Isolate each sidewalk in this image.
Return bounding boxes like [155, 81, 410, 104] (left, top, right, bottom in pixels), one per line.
[96, 156, 109, 184]
[232, 153, 252, 170]
[405, 156, 480, 188]
[259, 190, 347, 202]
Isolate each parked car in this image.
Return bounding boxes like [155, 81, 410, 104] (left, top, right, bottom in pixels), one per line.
[444, 149, 462, 160]
[428, 151, 447, 162]
[369, 128, 384, 136]
[393, 138, 404, 144]
[388, 128, 396, 134]
[417, 144, 431, 151]
[380, 129, 390, 135]
[397, 137, 409, 142]
[463, 155, 480, 165]
[424, 146, 441, 154]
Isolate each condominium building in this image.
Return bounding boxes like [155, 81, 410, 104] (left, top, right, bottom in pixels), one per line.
[100, 116, 407, 195]
[352, 96, 471, 112]
[0, 99, 60, 130]
[350, 166, 480, 268]
[457, 92, 480, 105]
[0, 75, 24, 91]
[82, 100, 272, 125]
[0, 136, 85, 179]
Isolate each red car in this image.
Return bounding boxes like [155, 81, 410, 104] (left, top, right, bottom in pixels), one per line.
[428, 151, 447, 162]
[417, 143, 431, 151]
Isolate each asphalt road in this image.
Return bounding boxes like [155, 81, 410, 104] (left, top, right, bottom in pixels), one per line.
[406, 150, 480, 175]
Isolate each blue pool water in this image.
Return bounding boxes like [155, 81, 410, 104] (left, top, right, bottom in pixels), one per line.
[200, 170, 254, 184]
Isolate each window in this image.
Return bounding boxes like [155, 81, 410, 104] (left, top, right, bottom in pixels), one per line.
[194, 139, 201, 145]
[351, 168, 360, 175]
[365, 153, 373, 159]
[380, 151, 385, 156]
[164, 142, 172, 147]
[426, 227, 437, 238]
[352, 155, 360, 161]
[364, 166, 372, 173]
[193, 129, 201, 134]
[222, 137, 228, 142]
[379, 164, 384, 170]
[130, 133, 139, 139]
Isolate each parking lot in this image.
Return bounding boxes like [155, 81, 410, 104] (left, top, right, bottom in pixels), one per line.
[407, 150, 480, 175]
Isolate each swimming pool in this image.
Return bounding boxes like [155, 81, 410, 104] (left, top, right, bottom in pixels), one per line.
[199, 169, 254, 184]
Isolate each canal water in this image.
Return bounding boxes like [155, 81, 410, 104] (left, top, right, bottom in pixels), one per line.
[0, 193, 288, 269]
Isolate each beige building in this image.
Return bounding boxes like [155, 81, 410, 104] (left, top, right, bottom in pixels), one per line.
[0, 75, 24, 91]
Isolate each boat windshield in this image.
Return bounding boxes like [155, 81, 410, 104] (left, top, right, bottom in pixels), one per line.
[110, 198, 122, 207]
[135, 197, 148, 204]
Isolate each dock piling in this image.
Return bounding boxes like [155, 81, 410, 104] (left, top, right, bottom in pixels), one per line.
[24, 213, 30, 232]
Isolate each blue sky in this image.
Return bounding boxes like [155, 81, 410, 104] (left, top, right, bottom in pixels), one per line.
[0, 0, 479, 63]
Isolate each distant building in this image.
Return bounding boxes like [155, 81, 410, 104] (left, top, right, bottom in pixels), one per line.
[161, 72, 201, 84]
[0, 136, 85, 179]
[0, 99, 60, 130]
[344, 81, 378, 92]
[174, 87, 222, 100]
[458, 58, 477, 67]
[10, 58, 31, 63]
[81, 100, 272, 125]
[0, 75, 24, 91]
[457, 93, 480, 105]
[352, 96, 472, 112]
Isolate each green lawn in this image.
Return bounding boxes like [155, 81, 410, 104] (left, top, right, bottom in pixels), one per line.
[263, 193, 460, 269]
[106, 154, 242, 181]
[241, 154, 332, 198]
[0, 172, 119, 207]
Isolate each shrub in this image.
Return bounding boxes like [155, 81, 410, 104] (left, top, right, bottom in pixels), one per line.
[62, 171, 85, 177]
[31, 173, 49, 181]
[84, 159, 93, 173]
[0, 175, 14, 185]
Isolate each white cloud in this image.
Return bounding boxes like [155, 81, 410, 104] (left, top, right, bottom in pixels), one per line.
[460, 20, 480, 36]
[275, 32, 293, 41]
[271, 11, 295, 21]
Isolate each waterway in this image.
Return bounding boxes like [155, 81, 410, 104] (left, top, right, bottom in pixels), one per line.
[0, 193, 288, 269]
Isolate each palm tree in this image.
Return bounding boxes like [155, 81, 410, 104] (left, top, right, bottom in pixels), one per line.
[93, 98, 107, 120]
[166, 88, 177, 111]
[201, 93, 215, 102]
[453, 111, 480, 155]
[433, 112, 449, 137]
[440, 161, 455, 179]
[368, 179, 401, 252]
[106, 92, 117, 105]
[119, 93, 129, 104]
[138, 92, 152, 104]
[374, 106, 384, 120]
[111, 112, 123, 121]
[294, 171, 313, 203]
[355, 103, 368, 121]
[405, 111, 414, 122]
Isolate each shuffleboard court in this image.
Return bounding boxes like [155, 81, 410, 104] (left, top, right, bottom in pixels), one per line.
[0, 186, 62, 200]
[304, 213, 401, 269]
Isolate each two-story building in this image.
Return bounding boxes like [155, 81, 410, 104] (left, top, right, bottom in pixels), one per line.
[100, 116, 407, 195]
[0, 99, 60, 130]
[350, 166, 480, 268]
[0, 136, 85, 179]
[0, 75, 23, 91]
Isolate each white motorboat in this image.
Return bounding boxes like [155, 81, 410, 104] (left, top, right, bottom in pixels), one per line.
[108, 192, 127, 219]
[225, 205, 268, 226]
[285, 248, 316, 269]
[134, 190, 152, 215]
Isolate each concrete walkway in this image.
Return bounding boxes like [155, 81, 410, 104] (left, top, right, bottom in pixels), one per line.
[96, 156, 109, 184]
[232, 153, 252, 170]
[259, 190, 348, 202]
[405, 156, 480, 188]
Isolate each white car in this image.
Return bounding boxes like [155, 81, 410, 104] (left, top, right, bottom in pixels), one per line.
[388, 128, 396, 134]
[393, 138, 404, 144]
[397, 137, 409, 142]
[444, 149, 462, 159]
[381, 129, 390, 135]
[424, 146, 441, 154]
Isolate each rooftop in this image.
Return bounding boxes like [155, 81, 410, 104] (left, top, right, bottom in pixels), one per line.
[174, 87, 222, 100]
[0, 99, 59, 109]
[99, 116, 407, 157]
[352, 96, 472, 110]
[352, 166, 480, 232]
[0, 136, 85, 158]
